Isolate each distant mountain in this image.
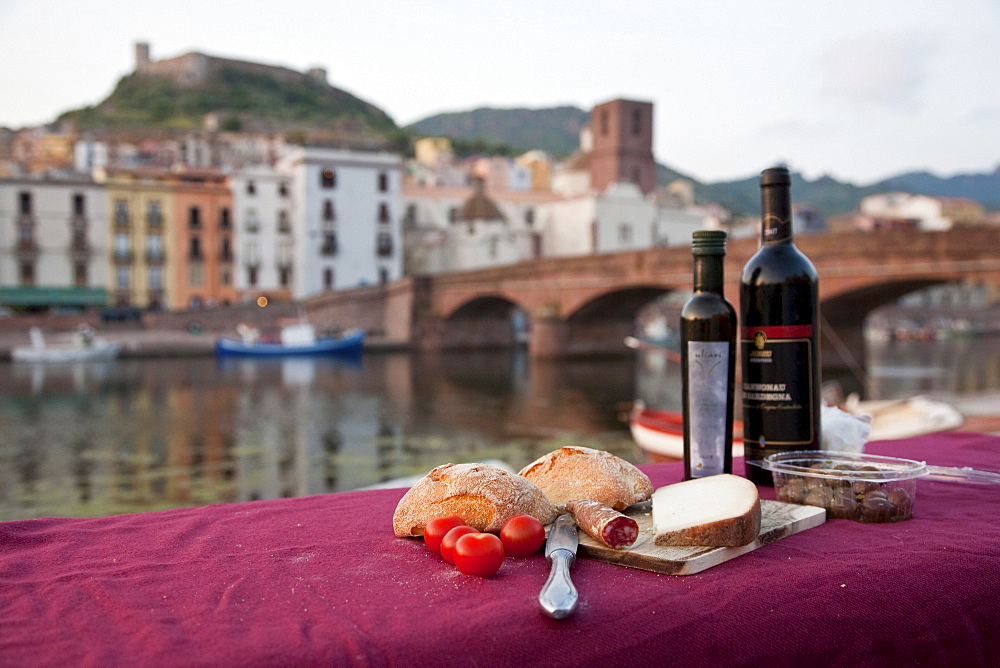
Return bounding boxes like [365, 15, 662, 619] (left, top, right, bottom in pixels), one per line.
[60, 63, 398, 139]
[407, 106, 999, 214]
[405, 106, 589, 158]
[880, 169, 1000, 211]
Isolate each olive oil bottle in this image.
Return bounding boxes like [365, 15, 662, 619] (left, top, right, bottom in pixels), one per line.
[681, 230, 736, 480]
[740, 167, 821, 485]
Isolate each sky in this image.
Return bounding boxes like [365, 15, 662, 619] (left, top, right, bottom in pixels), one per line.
[1, 0, 998, 185]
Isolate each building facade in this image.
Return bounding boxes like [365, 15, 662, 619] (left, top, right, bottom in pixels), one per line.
[0, 176, 109, 309]
[276, 147, 403, 298]
[231, 166, 295, 304]
[169, 170, 237, 309]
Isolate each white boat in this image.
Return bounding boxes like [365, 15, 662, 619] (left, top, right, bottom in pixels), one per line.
[12, 326, 122, 364]
[630, 396, 965, 461]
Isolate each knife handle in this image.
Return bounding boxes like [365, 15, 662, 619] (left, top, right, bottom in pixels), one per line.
[539, 549, 578, 619]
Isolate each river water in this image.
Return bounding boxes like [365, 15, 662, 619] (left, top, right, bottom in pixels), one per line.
[3, 335, 999, 521]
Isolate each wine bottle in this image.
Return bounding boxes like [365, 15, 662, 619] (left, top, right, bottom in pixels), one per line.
[682, 230, 736, 480]
[740, 167, 821, 485]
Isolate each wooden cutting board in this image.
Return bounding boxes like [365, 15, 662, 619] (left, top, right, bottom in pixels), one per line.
[576, 499, 826, 575]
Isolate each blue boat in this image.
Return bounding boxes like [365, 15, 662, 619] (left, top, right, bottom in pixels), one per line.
[215, 322, 363, 357]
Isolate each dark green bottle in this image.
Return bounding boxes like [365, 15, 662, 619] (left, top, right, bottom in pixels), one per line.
[740, 167, 821, 485]
[681, 230, 736, 480]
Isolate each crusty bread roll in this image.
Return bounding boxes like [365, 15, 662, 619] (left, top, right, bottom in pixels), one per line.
[518, 446, 653, 510]
[392, 462, 557, 537]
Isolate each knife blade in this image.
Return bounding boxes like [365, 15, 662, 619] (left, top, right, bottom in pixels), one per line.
[539, 513, 579, 619]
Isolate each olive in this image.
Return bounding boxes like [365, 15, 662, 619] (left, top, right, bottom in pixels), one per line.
[778, 476, 807, 504]
[861, 492, 894, 522]
[887, 487, 914, 520]
[829, 489, 860, 520]
[803, 487, 829, 509]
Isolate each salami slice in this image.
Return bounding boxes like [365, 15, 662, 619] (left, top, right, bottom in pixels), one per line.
[565, 499, 639, 549]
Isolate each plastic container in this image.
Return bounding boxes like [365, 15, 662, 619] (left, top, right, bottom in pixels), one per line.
[760, 451, 927, 523]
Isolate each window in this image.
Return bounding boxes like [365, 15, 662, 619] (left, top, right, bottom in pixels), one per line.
[221, 265, 232, 286]
[189, 237, 202, 260]
[148, 266, 162, 290]
[20, 262, 35, 285]
[115, 199, 129, 226]
[72, 228, 88, 250]
[404, 204, 417, 227]
[74, 262, 88, 287]
[631, 108, 642, 135]
[19, 191, 32, 215]
[220, 237, 233, 261]
[376, 232, 393, 257]
[525, 208, 535, 225]
[115, 234, 130, 260]
[619, 223, 633, 244]
[278, 210, 291, 233]
[147, 234, 163, 261]
[321, 233, 338, 256]
[448, 207, 458, 223]
[189, 263, 204, 287]
[279, 182, 289, 197]
[324, 268, 334, 289]
[378, 172, 389, 192]
[246, 180, 256, 195]
[116, 265, 130, 290]
[279, 266, 291, 287]
[600, 110, 609, 135]
[323, 199, 336, 221]
[378, 203, 390, 223]
[247, 265, 258, 287]
[147, 201, 162, 227]
[189, 206, 202, 228]
[72, 193, 85, 215]
[220, 207, 231, 229]
[246, 208, 260, 232]
[321, 167, 336, 188]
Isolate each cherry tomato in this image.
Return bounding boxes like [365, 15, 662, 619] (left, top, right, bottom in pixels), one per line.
[454, 532, 505, 577]
[439, 525, 477, 564]
[499, 515, 546, 557]
[424, 516, 468, 554]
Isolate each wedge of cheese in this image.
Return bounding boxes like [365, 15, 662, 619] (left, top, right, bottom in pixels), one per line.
[652, 474, 761, 547]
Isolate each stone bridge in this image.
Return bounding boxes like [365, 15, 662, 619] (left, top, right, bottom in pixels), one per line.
[305, 228, 1000, 367]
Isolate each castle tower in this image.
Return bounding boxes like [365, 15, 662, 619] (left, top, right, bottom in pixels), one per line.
[135, 42, 151, 72]
[588, 98, 656, 195]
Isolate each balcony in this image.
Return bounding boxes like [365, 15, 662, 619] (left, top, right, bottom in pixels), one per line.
[376, 233, 393, 257]
[321, 235, 338, 256]
[147, 213, 163, 228]
[113, 250, 134, 264]
[146, 250, 166, 265]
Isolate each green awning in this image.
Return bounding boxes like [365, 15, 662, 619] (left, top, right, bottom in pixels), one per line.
[0, 286, 110, 308]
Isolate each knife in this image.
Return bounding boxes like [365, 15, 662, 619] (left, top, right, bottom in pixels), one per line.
[539, 513, 579, 619]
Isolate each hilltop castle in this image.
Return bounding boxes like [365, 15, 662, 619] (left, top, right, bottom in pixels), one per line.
[133, 41, 329, 88]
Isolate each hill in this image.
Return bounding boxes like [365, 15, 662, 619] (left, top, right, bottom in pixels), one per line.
[407, 106, 999, 214]
[60, 64, 398, 138]
[405, 106, 589, 158]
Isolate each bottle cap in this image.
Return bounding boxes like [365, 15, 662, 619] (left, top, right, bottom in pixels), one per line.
[691, 229, 727, 255]
[760, 166, 791, 187]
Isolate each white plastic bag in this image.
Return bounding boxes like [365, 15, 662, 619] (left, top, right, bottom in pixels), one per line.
[820, 403, 872, 453]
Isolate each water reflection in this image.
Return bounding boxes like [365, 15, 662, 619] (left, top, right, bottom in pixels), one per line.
[0, 352, 640, 521]
[4, 334, 998, 521]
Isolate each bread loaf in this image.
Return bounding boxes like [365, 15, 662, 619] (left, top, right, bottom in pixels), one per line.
[392, 462, 557, 537]
[518, 446, 653, 510]
[652, 474, 761, 547]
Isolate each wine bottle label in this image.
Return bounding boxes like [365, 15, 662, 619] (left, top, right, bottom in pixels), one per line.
[740, 325, 815, 445]
[687, 340, 730, 477]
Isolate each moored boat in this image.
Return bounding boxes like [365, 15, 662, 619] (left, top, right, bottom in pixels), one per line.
[631, 395, 966, 461]
[12, 326, 122, 364]
[214, 321, 363, 357]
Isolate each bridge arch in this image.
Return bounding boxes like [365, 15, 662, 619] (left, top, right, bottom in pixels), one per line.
[438, 294, 528, 349]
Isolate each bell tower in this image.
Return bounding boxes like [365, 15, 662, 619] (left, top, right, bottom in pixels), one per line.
[589, 98, 656, 195]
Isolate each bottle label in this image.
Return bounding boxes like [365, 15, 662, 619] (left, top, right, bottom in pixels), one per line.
[687, 340, 730, 477]
[740, 325, 815, 445]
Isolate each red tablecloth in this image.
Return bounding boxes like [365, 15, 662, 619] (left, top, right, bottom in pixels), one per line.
[2, 432, 1000, 667]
